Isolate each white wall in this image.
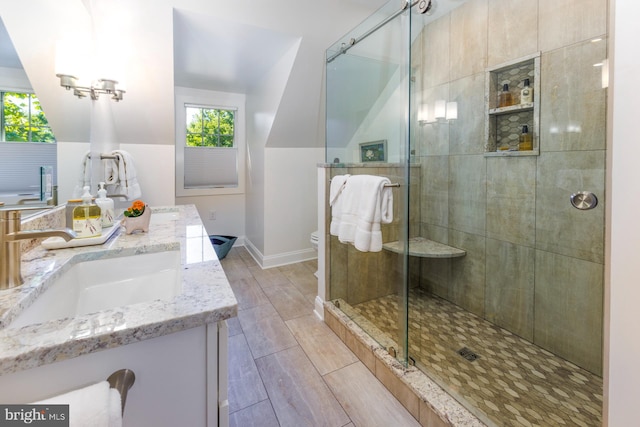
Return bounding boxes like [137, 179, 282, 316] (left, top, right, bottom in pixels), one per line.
[261, 147, 323, 267]
[605, 0, 640, 424]
[57, 141, 174, 208]
[178, 194, 245, 240]
[1, 0, 387, 266]
[244, 40, 301, 258]
[119, 143, 175, 207]
[344, 67, 407, 163]
[0, 66, 30, 91]
[56, 141, 89, 204]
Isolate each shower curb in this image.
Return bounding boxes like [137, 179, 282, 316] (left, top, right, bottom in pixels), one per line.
[324, 300, 487, 427]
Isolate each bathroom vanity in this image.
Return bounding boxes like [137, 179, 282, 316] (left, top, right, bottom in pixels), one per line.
[0, 205, 237, 426]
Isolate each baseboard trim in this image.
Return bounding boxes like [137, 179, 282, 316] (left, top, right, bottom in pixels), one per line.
[243, 238, 317, 269]
[314, 295, 325, 320]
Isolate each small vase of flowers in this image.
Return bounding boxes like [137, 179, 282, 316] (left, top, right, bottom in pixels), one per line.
[122, 200, 151, 234]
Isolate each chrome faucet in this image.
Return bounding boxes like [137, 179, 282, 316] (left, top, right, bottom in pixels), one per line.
[0, 208, 76, 290]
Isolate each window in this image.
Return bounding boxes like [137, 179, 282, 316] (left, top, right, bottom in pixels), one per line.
[175, 87, 245, 197]
[1, 92, 55, 143]
[186, 107, 235, 147]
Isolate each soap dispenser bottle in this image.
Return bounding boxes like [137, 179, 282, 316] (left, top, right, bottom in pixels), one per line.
[498, 83, 513, 108]
[519, 125, 533, 151]
[520, 79, 533, 104]
[73, 186, 102, 238]
[95, 182, 115, 227]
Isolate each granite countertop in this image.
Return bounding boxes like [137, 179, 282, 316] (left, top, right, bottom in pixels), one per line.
[0, 204, 237, 375]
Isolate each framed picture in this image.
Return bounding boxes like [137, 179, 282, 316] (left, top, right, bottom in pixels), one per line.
[359, 140, 387, 163]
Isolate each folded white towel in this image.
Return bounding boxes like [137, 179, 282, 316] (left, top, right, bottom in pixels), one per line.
[107, 150, 142, 201]
[103, 157, 119, 185]
[329, 174, 350, 236]
[333, 175, 393, 252]
[35, 381, 122, 427]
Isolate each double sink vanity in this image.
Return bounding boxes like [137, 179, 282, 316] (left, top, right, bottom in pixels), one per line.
[0, 204, 237, 426]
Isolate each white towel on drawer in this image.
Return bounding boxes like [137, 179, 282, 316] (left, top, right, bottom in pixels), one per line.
[329, 174, 350, 236]
[335, 174, 393, 252]
[35, 381, 122, 427]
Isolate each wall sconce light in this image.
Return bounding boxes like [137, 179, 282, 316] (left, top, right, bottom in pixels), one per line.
[446, 101, 457, 120]
[56, 75, 125, 101]
[434, 100, 446, 120]
[418, 106, 430, 125]
[55, 39, 126, 102]
[419, 100, 458, 126]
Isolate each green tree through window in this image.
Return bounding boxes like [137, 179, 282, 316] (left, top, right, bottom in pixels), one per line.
[1, 92, 55, 143]
[186, 106, 235, 147]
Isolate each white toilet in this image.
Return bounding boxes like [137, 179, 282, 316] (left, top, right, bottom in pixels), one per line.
[310, 231, 319, 277]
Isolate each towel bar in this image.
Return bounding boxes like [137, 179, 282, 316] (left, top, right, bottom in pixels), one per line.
[107, 369, 136, 415]
[329, 179, 400, 188]
[87, 154, 118, 160]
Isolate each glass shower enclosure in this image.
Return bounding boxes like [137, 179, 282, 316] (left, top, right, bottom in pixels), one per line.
[325, 0, 413, 362]
[325, 0, 606, 426]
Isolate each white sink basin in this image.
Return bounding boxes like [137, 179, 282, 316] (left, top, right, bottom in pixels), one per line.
[10, 250, 182, 329]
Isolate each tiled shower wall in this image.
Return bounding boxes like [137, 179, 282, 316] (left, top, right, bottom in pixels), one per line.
[413, 0, 607, 375]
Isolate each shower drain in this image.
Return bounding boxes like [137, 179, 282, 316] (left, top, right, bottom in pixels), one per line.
[457, 347, 480, 362]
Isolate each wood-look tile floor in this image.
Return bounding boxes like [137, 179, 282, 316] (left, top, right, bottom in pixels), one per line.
[221, 247, 420, 427]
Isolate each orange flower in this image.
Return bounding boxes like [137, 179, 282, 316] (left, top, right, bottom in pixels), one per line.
[124, 200, 146, 217]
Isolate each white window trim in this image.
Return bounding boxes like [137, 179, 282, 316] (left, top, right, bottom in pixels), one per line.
[175, 86, 246, 197]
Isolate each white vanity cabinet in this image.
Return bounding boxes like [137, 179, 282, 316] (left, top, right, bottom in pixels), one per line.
[0, 205, 236, 427]
[0, 321, 229, 427]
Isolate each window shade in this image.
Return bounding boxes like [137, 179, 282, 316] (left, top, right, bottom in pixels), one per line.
[0, 142, 56, 193]
[184, 146, 238, 188]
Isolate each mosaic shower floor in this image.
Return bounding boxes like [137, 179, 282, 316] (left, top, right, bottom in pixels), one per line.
[348, 288, 603, 427]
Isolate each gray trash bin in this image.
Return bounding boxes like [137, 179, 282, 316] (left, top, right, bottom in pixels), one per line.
[209, 235, 237, 260]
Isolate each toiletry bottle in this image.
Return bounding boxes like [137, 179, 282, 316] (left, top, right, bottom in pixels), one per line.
[520, 79, 533, 104]
[498, 83, 513, 108]
[519, 125, 533, 151]
[72, 186, 102, 238]
[95, 182, 115, 227]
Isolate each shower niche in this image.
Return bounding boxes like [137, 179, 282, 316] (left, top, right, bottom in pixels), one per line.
[484, 52, 540, 156]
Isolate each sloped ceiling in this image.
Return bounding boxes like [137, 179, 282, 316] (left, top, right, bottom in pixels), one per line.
[0, 18, 21, 69]
[173, 10, 300, 93]
[0, 0, 390, 147]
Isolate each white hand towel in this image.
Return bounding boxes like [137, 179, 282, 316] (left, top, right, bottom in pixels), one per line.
[103, 157, 119, 185]
[35, 381, 122, 427]
[329, 174, 350, 236]
[336, 175, 393, 252]
[108, 150, 142, 200]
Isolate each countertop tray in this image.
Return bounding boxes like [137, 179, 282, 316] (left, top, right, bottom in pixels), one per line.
[41, 223, 120, 249]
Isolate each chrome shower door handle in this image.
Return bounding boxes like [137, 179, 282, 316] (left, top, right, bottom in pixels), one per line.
[570, 191, 598, 210]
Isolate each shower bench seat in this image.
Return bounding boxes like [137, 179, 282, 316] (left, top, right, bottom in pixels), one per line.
[382, 237, 466, 258]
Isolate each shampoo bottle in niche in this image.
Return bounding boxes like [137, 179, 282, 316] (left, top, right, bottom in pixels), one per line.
[95, 182, 115, 227]
[520, 79, 533, 104]
[73, 186, 102, 238]
[519, 125, 533, 151]
[498, 83, 513, 108]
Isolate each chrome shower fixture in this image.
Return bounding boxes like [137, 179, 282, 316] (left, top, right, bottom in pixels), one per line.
[417, 0, 434, 15]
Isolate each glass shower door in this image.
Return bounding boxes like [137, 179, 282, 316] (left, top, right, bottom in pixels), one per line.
[325, 0, 412, 365]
